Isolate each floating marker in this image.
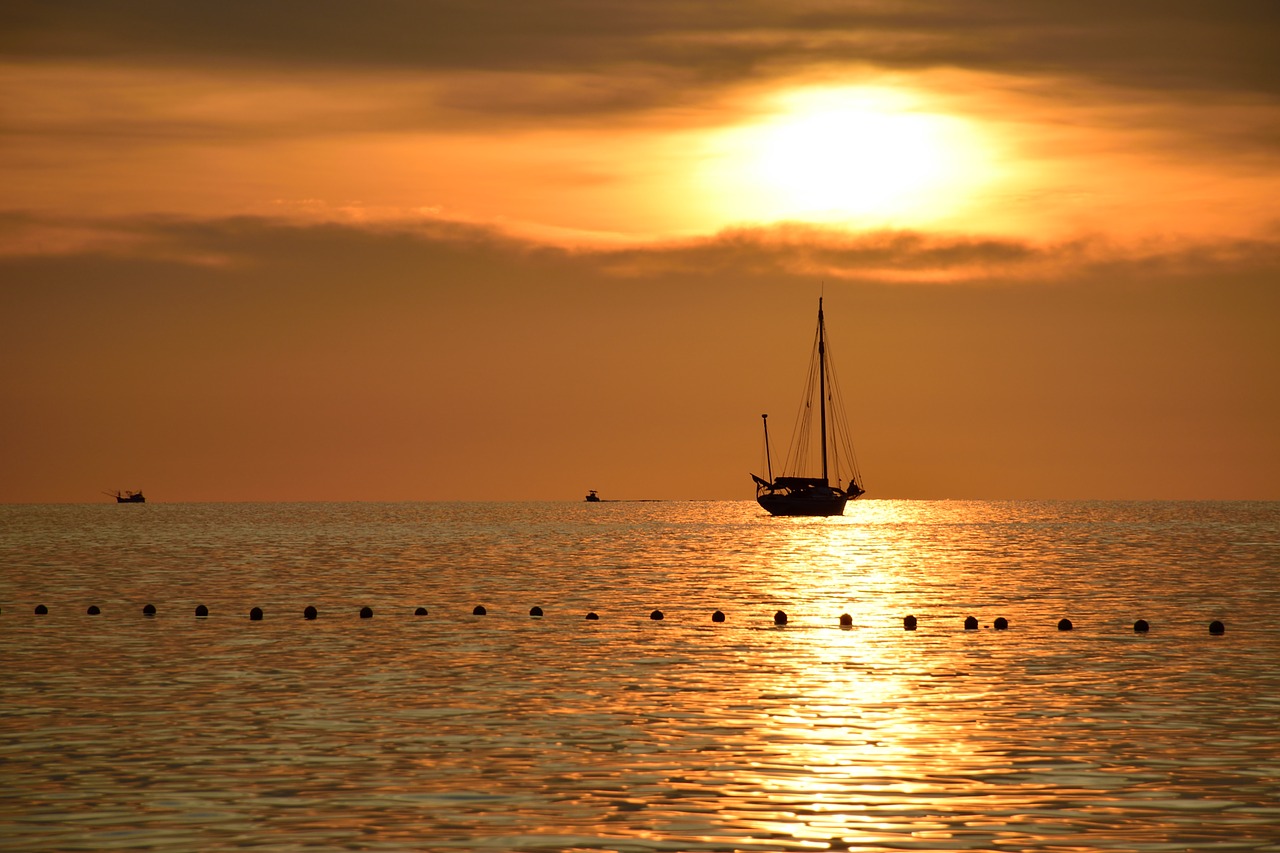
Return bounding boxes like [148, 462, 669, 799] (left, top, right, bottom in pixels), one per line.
[774, 610, 788, 626]
[87, 605, 100, 616]
[473, 605, 487, 616]
[585, 611, 599, 620]
[529, 606, 543, 617]
[249, 607, 263, 621]
[964, 616, 978, 630]
[1134, 619, 1150, 633]
[839, 613, 853, 627]
[35, 604, 48, 615]
[304, 605, 318, 620]
[1058, 618, 1073, 631]
[903, 615, 917, 631]
[994, 617, 1009, 630]
[650, 609, 664, 621]
[711, 610, 726, 623]
[195, 604, 209, 617]
[142, 603, 156, 616]
[414, 607, 428, 616]
[1209, 620, 1225, 635]
[359, 606, 373, 619]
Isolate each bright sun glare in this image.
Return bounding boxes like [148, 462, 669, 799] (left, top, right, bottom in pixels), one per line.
[700, 86, 993, 228]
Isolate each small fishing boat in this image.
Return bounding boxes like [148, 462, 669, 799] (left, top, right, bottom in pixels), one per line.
[751, 298, 865, 516]
[108, 490, 146, 503]
[585, 490, 601, 502]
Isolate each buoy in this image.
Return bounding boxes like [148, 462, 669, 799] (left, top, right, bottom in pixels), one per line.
[304, 605, 318, 620]
[414, 607, 428, 616]
[585, 611, 599, 620]
[1058, 618, 1073, 631]
[964, 615, 978, 630]
[249, 607, 263, 621]
[473, 605, 487, 616]
[1209, 620, 1225, 635]
[774, 610, 787, 626]
[529, 606, 543, 617]
[711, 610, 726, 623]
[87, 605, 101, 615]
[903, 615, 917, 631]
[1133, 619, 1150, 633]
[650, 609, 664, 620]
[839, 613, 853, 627]
[359, 606, 373, 619]
[35, 604, 48, 615]
[994, 617, 1009, 630]
[195, 604, 209, 617]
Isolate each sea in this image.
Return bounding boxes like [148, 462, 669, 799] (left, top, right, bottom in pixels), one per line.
[2, 500, 1279, 852]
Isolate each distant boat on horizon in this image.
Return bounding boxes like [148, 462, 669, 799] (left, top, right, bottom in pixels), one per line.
[751, 298, 865, 517]
[107, 489, 145, 503]
[585, 490, 601, 502]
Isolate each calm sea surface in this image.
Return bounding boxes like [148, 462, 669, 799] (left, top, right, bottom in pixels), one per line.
[2, 500, 1279, 851]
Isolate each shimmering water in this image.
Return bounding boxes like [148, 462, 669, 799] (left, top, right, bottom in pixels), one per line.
[3, 501, 1279, 851]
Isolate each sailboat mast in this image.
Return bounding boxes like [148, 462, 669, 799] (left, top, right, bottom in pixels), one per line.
[761, 414, 774, 483]
[818, 298, 829, 484]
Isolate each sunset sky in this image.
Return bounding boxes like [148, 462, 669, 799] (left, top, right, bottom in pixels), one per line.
[3, 1, 1278, 502]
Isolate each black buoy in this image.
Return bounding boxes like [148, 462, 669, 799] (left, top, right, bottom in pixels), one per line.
[650, 609, 664, 620]
[711, 610, 726, 623]
[585, 611, 599, 620]
[87, 605, 100, 615]
[473, 605, 487, 616]
[142, 603, 156, 616]
[195, 604, 209, 617]
[839, 613, 853, 628]
[249, 607, 263, 621]
[1058, 618, 1073, 631]
[359, 606, 373, 619]
[529, 606, 543, 617]
[304, 605, 318, 620]
[964, 615, 978, 630]
[994, 617, 1009, 630]
[1209, 620, 1225, 635]
[414, 606, 428, 616]
[774, 610, 788, 626]
[35, 604, 48, 615]
[903, 614, 917, 631]
[1134, 619, 1150, 633]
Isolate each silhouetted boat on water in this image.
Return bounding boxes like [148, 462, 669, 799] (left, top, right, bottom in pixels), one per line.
[107, 490, 145, 503]
[751, 298, 865, 516]
[585, 490, 601, 502]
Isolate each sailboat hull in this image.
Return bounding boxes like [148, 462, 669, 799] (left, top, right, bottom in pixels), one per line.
[757, 491, 849, 517]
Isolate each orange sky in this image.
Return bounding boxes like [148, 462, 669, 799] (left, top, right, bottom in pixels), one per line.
[2, 2, 1279, 502]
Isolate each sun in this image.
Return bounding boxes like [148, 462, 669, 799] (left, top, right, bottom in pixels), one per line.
[697, 85, 993, 229]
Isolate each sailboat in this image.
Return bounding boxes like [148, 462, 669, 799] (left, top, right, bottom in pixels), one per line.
[751, 298, 865, 516]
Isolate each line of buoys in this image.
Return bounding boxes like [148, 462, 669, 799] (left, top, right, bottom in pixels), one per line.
[4, 605, 1230, 636]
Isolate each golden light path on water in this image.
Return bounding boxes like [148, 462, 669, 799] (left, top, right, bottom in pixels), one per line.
[2, 500, 1279, 850]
